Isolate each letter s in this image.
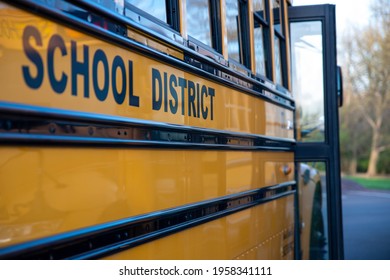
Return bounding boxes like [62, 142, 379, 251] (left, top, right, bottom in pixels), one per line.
[22, 26, 44, 89]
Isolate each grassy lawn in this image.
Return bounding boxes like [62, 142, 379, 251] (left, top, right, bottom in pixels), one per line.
[345, 176, 390, 190]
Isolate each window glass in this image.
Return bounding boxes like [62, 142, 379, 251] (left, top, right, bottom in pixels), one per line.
[126, 0, 167, 23]
[272, 0, 283, 35]
[93, 0, 124, 14]
[299, 162, 329, 260]
[272, 0, 285, 86]
[291, 21, 325, 142]
[253, 0, 265, 18]
[226, 0, 241, 63]
[253, 0, 269, 78]
[274, 35, 283, 85]
[254, 26, 266, 76]
[186, 0, 212, 46]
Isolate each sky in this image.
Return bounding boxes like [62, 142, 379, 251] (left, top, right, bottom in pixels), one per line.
[292, 0, 373, 65]
[293, 0, 372, 36]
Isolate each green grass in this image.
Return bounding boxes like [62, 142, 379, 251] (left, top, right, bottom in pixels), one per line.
[345, 176, 390, 190]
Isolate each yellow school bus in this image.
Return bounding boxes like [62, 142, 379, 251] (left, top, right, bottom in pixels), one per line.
[0, 0, 343, 259]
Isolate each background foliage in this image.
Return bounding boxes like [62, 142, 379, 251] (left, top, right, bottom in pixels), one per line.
[339, 0, 390, 175]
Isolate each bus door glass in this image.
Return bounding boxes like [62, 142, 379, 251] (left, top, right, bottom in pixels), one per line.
[289, 5, 344, 260]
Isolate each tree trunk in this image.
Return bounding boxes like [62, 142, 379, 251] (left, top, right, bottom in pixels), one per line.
[349, 156, 357, 175]
[367, 128, 380, 177]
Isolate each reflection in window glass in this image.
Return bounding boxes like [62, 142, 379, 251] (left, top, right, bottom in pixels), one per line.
[93, 0, 124, 14]
[253, 0, 265, 18]
[254, 26, 266, 76]
[274, 23, 281, 35]
[272, 0, 283, 35]
[126, 0, 167, 23]
[291, 21, 325, 142]
[186, 0, 212, 46]
[274, 36, 283, 85]
[226, 0, 240, 63]
[299, 162, 328, 260]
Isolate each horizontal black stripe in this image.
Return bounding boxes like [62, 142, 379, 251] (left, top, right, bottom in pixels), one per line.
[0, 181, 296, 260]
[0, 102, 295, 150]
[6, 0, 294, 110]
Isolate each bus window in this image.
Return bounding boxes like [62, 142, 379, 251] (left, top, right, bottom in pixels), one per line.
[291, 21, 325, 142]
[272, 0, 286, 87]
[225, 0, 249, 67]
[90, 0, 124, 15]
[253, 0, 270, 78]
[186, 0, 213, 47]
[226, 0, 241, 63]
[124, 0, 180, 31]
[299, 162, 329, 260]
[126, 0, 167, 23]
[186, 0, 222, 53]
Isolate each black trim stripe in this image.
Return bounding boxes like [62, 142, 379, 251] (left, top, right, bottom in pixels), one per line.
[5, 0, 295, 111]
[0, 102, 295, 150]
[0, 181, 296, 260]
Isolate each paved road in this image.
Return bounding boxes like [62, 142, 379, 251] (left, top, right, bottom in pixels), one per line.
[342, 179, 390, 260]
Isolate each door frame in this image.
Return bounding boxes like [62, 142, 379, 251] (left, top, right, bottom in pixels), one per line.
[289, 4, 344, 260]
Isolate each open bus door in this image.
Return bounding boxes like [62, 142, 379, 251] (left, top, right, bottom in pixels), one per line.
[288, 5, 344, 260]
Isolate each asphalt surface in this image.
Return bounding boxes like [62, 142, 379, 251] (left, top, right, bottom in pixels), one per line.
[342, 178, 390, 260]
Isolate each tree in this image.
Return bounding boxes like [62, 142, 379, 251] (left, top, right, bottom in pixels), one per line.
[341, 0, 390, 176]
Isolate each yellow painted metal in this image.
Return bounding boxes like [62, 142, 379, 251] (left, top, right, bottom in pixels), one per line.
[179, 0, 187, 39]
[0, 147, 293, 251]
[220, 0, 228, 60]
[104, 197, 295, 260]
[126, 27, 184, 60]
[0, 3, 293, 139]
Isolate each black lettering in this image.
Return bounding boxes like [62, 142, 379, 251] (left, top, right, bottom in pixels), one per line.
[201, 85, 208, 119]
[22, 26, 44, 89]
[187, 80, 196, 117]
[152, 68, 162, 110]
[196, 83, 200, 118]
[169, 74, 178, 114]
[112, 56, 126, 104]
[178, 77, 187, 116]
[128, 60, 139, 107]
[209, 87, 215, 120]
[71, 41, 89, 97]
[47, 34, 68, 94]
[163, 72, 168, 112]
[92, 49, 109, 101]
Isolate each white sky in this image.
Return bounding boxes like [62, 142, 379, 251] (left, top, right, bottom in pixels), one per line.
[292, 0, 372, 64]
[293, 0, 372, 35]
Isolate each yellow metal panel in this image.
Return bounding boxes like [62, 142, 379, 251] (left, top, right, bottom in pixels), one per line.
[126, 27, 184, 60]
[0, 147, 293, 249]
[103, 196, 294, 260]
[0, 3, 293, 139]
